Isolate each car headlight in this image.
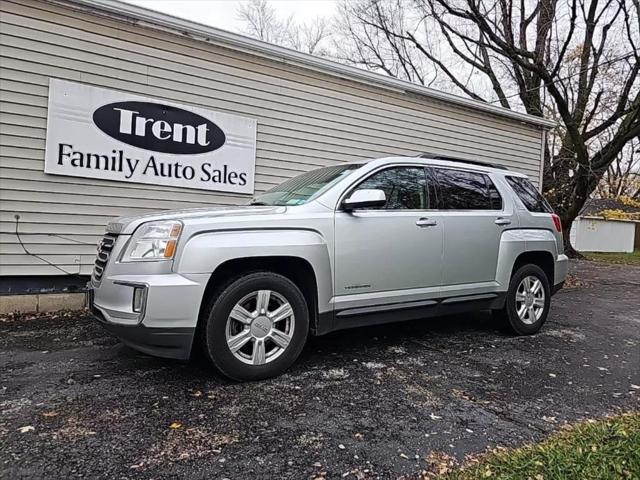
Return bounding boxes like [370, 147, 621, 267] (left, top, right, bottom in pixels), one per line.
[121, 221, 182, 262]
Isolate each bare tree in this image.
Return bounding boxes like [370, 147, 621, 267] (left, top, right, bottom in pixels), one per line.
[336, 0, 640, 255]
[237, 0, 331, 55]
[237, 0, 283, 44]
[596, 137, 640, 199]
[288, 18, 331, 54]
[333, 1, 437, 85]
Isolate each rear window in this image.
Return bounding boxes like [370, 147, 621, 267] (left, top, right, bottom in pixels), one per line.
[434, 168, 503, 210]
[506, 176, 553, 213]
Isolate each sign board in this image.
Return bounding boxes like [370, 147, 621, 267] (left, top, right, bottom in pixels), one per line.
[44, 79, 257, 194]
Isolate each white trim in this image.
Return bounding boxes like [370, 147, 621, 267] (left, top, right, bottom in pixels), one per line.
[580, 215, 640, 224]
[53, 0, 556, 129]
[538, 129, 547, 189]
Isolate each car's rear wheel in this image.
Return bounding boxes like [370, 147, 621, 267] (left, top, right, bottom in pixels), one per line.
[200, 272, 309, 381]
[495, 264, 551, 335]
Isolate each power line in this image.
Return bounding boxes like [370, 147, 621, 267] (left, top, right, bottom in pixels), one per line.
[14, 215, 86, 278]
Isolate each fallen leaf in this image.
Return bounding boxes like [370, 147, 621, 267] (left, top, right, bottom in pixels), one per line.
[18, 426, 35, 433]
[169, 422, 182, 429]
[42, 411, 58, 418]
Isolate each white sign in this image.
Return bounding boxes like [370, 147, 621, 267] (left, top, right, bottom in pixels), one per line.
[44, 79, 257, 194]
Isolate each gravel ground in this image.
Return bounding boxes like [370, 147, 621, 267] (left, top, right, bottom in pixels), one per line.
[1, 261, 638, 479]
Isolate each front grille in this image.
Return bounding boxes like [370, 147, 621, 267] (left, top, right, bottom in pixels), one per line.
[93, 234, 117, 284]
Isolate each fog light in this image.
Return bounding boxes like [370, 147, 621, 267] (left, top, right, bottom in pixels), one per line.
[132, 286, 146, 313]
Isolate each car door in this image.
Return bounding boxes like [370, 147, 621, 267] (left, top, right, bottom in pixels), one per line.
[333, 165, 444, 312]
[432, 167, 512, 293]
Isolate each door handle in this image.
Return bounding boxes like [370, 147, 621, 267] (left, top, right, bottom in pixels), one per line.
[416, 217, 437, 227]
[495, 217, 512, 226]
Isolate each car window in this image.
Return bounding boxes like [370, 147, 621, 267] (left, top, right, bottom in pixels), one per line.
[353, 167, 429, 210]
[434, 168, 502, 210]
[252, 163, 363, 206]
[505, 176, 552, 213]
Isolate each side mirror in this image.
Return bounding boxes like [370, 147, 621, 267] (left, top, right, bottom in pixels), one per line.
[342, 189, 386, 211]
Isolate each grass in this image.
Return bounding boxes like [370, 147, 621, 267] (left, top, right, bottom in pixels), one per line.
[582, 249, 640, 266]
[442, 412, 640, 480]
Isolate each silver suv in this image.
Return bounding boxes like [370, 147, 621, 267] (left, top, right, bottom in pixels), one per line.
[89, 155, 568, 380]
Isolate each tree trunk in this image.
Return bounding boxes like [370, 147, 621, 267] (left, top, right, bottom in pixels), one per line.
[562, 223, 583, 259]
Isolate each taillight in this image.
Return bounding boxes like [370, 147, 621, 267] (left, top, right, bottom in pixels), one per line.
[551, 214, 562, 232]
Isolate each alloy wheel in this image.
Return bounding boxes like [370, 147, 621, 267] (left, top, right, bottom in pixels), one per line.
[225, 289, 295, 365]
[515, 275, 545, 325]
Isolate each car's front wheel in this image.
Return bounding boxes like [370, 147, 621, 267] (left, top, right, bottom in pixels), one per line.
[495, 264, 551, 335]
[200, 272, 309, 381]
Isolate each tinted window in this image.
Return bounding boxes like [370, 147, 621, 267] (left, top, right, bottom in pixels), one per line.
[434, 169, 502, 210]
[506, 176, 552, 213]
[354, 167, 429, 209]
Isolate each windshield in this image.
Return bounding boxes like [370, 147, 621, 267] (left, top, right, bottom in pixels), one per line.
[251, 163, 363, 206]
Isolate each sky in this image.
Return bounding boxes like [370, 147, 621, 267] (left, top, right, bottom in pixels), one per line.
[125, 0, 338, 35]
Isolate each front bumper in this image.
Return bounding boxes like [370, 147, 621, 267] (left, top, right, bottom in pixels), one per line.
[88, 272, 209, 360]
[91, 301, 194, 360]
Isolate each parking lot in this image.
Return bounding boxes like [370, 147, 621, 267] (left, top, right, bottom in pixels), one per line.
[1, 260, 638, 479]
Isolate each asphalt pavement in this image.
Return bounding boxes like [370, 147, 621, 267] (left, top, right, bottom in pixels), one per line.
[1, 260, 638, 479]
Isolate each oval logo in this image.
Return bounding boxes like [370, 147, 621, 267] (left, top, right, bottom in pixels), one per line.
[92, 101, 225, 154]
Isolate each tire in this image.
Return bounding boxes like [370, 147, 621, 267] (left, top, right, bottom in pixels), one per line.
[199, 272, 309, 381]
[494, 264, 551, 335]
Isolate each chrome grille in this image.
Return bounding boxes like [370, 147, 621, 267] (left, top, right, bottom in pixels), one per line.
[93, 234, 117, 284]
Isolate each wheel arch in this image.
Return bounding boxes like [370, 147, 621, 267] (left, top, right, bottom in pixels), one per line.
[496, 229, 558, 288]
[177, 228, 333, 335]
[197, 255, 322, 335]
[511, 250, 555, 287]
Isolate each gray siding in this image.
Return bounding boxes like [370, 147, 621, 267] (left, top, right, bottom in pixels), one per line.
[0, 0, 545, 276]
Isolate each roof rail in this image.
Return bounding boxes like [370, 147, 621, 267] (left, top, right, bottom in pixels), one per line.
[418, 153, 509, 170]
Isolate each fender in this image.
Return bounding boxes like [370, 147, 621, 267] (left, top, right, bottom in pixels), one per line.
[496, 228, 559, 287]
[175, 228, 333, 315]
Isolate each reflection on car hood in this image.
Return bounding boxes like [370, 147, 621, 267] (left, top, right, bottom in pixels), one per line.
[107, 205, 285, 234]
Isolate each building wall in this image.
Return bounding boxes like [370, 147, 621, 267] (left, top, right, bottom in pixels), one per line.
[0, 0, 546, 276]
[571, 218, 636, 253]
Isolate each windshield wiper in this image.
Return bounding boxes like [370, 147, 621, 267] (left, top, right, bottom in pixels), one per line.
[249, 201, 269, 206]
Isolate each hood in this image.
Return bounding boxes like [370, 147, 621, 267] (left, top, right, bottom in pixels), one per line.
[106, 205, 286, 234]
